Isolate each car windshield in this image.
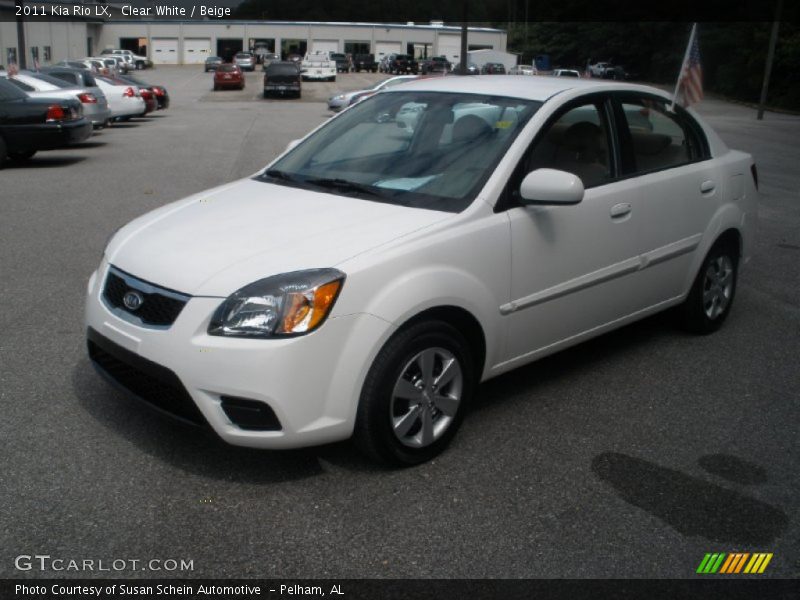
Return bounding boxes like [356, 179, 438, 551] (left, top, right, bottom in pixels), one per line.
[260, 91, 541, 213]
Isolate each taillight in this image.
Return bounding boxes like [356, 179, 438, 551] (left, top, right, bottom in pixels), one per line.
[123, 87, 136, 98]
[153, 87, 165, 96]
[750, 164, 758, 190]
[77, 93, 97, 104]
[45, 105, 66, 122]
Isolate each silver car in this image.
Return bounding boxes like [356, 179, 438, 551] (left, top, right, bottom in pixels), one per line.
[233, 52, 255, 72]
[2, 70, 110, 128]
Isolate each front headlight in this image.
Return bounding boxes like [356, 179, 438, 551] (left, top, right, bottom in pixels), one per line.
[208, 269, 345, 338]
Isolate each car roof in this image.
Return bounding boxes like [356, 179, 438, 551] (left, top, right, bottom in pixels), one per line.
[383, 75, 667, 102]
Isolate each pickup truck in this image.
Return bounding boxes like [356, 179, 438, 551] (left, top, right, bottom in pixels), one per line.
[419, 56, 451, 74]
[388, 54, 418, 75]
[352, 54, 377, 73]
[301, 52, 336, 82]
[101, 49, 152, 70]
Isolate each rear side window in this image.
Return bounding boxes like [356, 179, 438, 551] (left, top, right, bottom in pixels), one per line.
[0, 78, 28, 100]
[618, 97, 706, 174]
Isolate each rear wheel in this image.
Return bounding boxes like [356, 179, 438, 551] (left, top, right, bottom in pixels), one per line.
[678, 240, 739, 334]
[354, 320, 475, 466]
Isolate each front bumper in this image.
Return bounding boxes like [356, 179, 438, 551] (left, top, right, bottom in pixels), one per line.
[84, 262, 392, 449]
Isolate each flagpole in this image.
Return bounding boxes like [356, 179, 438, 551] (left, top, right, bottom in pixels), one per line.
[670, 22, 697, 111]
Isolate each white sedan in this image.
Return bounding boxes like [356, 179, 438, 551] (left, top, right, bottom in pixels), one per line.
[86, 76, 758, 465]
[95, 76, 146, 120]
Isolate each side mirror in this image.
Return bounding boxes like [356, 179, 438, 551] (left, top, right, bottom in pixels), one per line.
[519, 168, 584, 205]
[285, 139, 302, 152]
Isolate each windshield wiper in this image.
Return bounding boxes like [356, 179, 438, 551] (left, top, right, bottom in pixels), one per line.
[305, 177, 389, 198]
[262, 169, 297, 182]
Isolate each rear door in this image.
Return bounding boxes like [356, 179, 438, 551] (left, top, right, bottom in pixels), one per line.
[611, 92, 717, 305]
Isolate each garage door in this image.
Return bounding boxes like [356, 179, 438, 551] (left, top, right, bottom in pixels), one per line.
[183, 38, 210, 65]
[311, 40, 338, 55]
[151, 38, 178, 65]
[375, 41, 402, 61]
[437, 34, 462, 65]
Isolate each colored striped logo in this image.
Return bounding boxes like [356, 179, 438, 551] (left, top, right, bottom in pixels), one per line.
[696, 553, 773, 574]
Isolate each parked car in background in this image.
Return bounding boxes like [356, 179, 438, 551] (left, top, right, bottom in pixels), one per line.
[115, 73, 170, 110]
[330, 53, 351, 73]
[213, 64, 245, 90]
[0, 77, 91, 167]
[327, 74, 417, 111]
[2, 70, 110, 128]
[85, 77, 758, 465]
[204, 56, 223, 72]
[509, 65, 536, 76]
[101, 49, 151, 70]
[233, 52, 256, 72]
[260, 53, 281, 69]
[263, 61, 302, 98]
[378, 55, 391, 73]
[94, 76, 146, 121]
[553, 69, 582, 78]
[419, 56, 451, 74]
[450, 62, 479, 75]
[40, 66, 108, 102]
[353, 54, 377, 73]
[588, 61, 612, 77]
[481, 63, 507, 74]
[388, 54, 418, 74]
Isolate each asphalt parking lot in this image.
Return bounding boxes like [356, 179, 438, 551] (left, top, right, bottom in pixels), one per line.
[1, 67, 798, 579]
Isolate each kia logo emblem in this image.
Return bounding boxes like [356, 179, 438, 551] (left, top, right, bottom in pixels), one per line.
[123, 290, 144, 311]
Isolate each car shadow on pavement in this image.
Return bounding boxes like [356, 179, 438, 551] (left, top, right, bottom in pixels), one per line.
[470, 310, 676, 417]
[71, 358, 335, 483]
[592, 452, 788, 545]
[7, 156, 87, 169]
[72, 140, 107, 149]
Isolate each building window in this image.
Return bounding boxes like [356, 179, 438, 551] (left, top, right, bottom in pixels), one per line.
[6, 48, 17, 65]
[43, 46, 52, 62]
[30, 46, 39, 65]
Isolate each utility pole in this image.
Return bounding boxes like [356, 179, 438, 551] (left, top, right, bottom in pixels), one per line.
[15, 0, 28, 69]
[459, 0, 468, 75]
[757, 0, 783, 120]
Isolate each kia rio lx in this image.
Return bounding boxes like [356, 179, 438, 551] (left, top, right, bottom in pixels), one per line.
[85, 77, 758, 465]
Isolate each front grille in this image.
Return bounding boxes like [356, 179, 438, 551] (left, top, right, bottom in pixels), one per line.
[102, 267, 189, 327]
[87, 328, 206, 426]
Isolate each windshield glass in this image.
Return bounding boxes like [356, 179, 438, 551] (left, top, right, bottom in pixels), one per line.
[260, 91, 541, 213]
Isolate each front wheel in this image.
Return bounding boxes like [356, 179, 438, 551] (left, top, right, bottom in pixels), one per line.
[354, 320, 475, 466]
[9, 149, 36, 161]
[678, 241, 738, 334]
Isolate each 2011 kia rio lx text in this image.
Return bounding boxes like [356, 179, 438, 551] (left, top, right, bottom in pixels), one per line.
[85, 76, 758, 465]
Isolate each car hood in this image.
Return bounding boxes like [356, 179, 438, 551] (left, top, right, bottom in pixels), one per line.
[106, 178, 450, 297]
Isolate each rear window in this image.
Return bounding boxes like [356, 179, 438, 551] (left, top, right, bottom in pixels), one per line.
[0, 78, 28, 100]
[235, 53, 251, 59]
[219, 65, 239, 72]
[266, 64, 299, 76]
[6, 78, 35, 92]
[27, 72, 74, 88]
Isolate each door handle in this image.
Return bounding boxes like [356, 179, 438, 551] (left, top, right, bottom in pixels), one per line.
[610, 203, 632, 218]
[700, 180, 716, 194]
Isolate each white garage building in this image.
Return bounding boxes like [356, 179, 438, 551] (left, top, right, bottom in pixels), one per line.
[0, 6, 507, 69]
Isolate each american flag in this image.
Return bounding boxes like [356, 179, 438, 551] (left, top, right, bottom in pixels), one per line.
[678, 33, 703, 106]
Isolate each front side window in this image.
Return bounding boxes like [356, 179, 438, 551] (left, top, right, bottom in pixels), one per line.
[619, 98, 703, 173]
[525, 102, 612, 189]
[262, 91, 541, 212]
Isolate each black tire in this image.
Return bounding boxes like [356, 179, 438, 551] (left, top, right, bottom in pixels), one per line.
[354, 320, 475, 466]
[9, 149, 36, 161]
[0, 135, 7, 169]
[678, 240, 739, 334]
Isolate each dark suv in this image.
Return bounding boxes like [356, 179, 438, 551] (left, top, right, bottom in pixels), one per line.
[420, 56, 452, 74]
[330, 53, 350, 73]
[353, 54, 377, 73]
[263, 62, 302, 98]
